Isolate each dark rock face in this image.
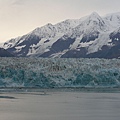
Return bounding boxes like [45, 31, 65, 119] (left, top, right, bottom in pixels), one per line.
[80, 32, 99, 43]
[40, 37, 76, 57]
[61, 30, 120, 59]
[86, 45, 120, 59]
[0, 48, 14, 57]
[110, 32, 120, 43]
[51, 37, 75, 52]
[7, 34, 41, 57]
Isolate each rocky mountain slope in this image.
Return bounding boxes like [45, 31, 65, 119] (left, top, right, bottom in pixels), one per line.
[1, 12, 120, 58]
[0, 48, 14, 57]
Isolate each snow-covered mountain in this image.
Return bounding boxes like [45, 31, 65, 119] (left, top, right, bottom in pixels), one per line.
[2, 12, 120, 58]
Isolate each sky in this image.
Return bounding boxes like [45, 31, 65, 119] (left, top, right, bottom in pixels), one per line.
[0, 0, 120, 43]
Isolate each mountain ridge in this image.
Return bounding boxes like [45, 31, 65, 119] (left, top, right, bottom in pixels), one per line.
[1, 12, 120, 58]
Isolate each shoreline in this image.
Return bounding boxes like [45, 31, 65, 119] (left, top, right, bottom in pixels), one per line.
[0, 87, 120, 93]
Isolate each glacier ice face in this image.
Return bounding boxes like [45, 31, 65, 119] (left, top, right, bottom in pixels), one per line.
[0, 58, 120, 88]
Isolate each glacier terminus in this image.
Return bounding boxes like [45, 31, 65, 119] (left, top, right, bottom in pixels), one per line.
[0, 58, 120, 88]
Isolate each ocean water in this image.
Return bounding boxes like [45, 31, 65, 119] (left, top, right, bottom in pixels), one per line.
[0, 90, 120, 120]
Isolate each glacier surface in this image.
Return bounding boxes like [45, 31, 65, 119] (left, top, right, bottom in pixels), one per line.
[0, 58, 120, 88]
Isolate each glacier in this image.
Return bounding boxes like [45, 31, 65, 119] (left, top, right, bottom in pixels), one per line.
[0, 58, 120, 88]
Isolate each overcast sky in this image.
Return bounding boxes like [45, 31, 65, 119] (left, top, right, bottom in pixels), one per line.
[0, 0, 120, 43]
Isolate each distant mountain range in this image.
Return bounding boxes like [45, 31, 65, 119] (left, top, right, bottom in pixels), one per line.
[1, 12, 120, 58]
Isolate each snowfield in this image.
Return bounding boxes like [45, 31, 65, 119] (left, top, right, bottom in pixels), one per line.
[0, 58, 120, 88]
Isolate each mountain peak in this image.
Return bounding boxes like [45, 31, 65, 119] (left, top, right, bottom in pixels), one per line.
[46, 23, 53, 27]
[90, 12, 99, 16]
[75, 12, 106, 32]
[86, 12, 105, 24]
[89, 12, 101, 19]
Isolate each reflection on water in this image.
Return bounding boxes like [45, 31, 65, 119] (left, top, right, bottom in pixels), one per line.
[0, 96, 16, 99]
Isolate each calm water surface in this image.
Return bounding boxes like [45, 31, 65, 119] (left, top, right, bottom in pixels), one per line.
[0, 90, 120, 120]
